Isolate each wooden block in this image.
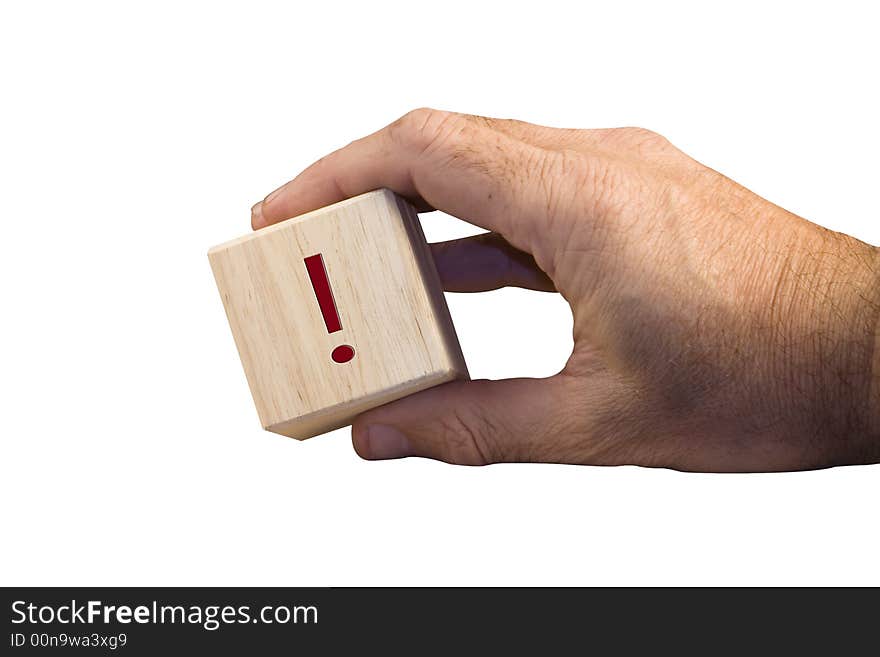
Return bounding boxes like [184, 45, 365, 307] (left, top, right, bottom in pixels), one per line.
[208, 189, 469, 439]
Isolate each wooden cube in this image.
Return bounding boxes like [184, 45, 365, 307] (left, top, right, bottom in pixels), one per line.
[208, 189, 468, 439]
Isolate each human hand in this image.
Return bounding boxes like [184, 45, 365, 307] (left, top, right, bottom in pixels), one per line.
[251, 109, 880, 471]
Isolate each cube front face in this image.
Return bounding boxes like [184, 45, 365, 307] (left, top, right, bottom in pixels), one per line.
[209, 189, 468, 439]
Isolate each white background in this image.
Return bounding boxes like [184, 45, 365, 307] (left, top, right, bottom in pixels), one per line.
[1, 1, 878, 586]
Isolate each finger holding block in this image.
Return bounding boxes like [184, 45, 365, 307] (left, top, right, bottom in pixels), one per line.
[208, 189, 469, 440]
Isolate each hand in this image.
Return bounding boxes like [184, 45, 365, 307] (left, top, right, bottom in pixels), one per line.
[251, 109, 880, 471]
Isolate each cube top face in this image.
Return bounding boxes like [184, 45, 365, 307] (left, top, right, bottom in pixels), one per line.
[209, 189, 468, 439]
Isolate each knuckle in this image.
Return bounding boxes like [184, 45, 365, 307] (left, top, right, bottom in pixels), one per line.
[389, 107, 460, 153]
[619, 127, 672, 153]
[397, 107, 437, 130]
[624, 126, 663, 139]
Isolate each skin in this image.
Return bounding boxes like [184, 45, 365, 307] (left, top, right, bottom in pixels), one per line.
[251, 108, 880, 471]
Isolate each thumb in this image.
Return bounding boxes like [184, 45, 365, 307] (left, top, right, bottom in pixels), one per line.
[351, 375, 583, 465]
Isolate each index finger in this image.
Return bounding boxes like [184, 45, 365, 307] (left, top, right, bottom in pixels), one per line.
[251, 108, 552, 253]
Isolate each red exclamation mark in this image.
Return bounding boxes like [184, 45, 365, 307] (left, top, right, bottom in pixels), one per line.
[303, 254, 355, 363]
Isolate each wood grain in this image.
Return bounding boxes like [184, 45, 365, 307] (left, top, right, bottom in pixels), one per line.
[208, 189, 469, 439]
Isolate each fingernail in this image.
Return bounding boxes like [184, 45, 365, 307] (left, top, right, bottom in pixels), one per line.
[263, 184, 284, 207]
[364, 425, 413, 460]
[251, 202, 265, 229]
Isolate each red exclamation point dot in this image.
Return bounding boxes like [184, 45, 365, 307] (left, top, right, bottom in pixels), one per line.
[304, 253, 356, 364]
[331, 345, 355, 363]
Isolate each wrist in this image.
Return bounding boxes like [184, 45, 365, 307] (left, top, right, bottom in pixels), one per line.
[759, 218, 880, 466]
[810, 235, 880, 464]
[869, 251, 880, 454]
